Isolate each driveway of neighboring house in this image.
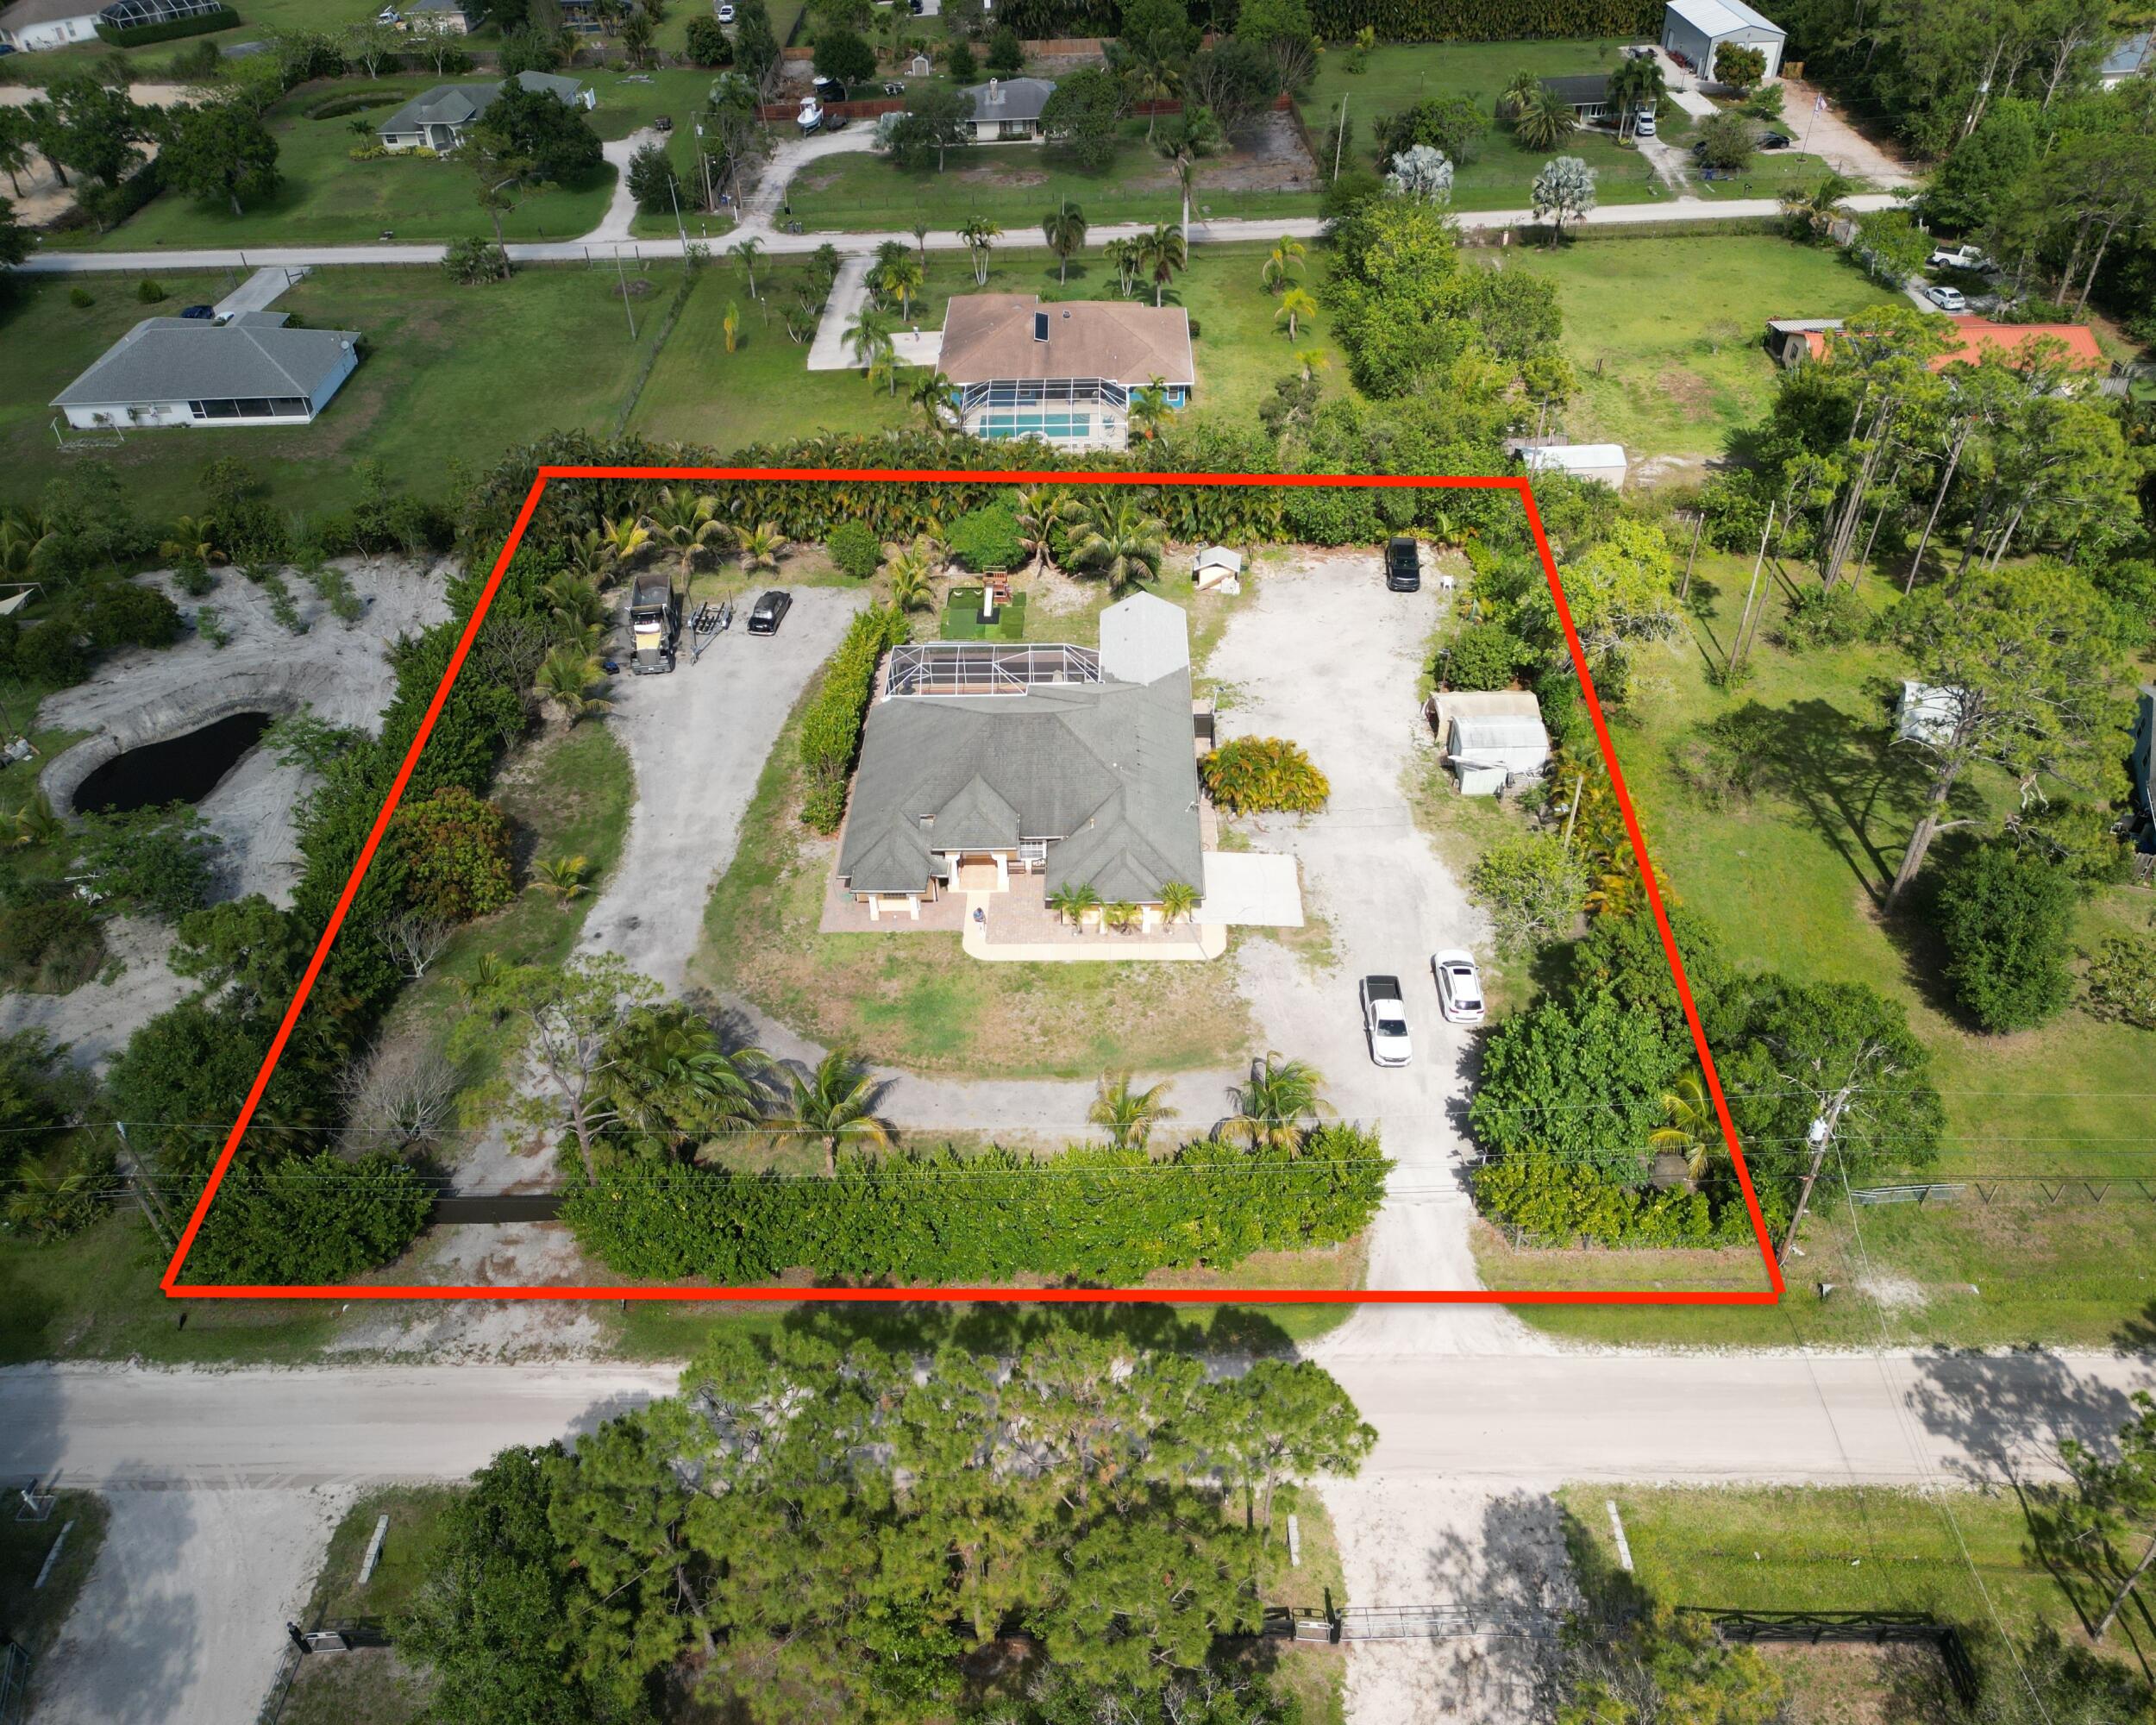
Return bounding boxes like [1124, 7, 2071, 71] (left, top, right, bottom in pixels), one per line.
[582, 126, 663, 245]
[1775, 74, 1918, 185]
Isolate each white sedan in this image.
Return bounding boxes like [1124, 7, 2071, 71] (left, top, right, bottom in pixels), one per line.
[1925, 283, 1967, 313]
[1432, 949, 1485, 1025]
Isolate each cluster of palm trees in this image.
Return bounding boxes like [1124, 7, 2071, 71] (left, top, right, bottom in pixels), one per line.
[0, 508, 55, 582]
[1045, 877, 1200, 934]
[1006, 485, 1170, 593]
[1088, 1054, 1329, 1157]
[1502, 57, 1666, 150]
[533, 486, 788, 724]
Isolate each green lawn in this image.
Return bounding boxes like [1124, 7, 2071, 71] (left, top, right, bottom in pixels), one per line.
[1491, 234, 1904, 456]
[47, 78, 613, 252]
[788, 120, 1319, 234]
[1471, 556, 2156, 1349]
[0, 263, 674, 522]
[0, 1490, 107, 1667]
[633, 245, 1345, 449]
[1560, 1483, 2156, 1690]
[278, 1485, 455, 1725]
[1298, 39, 1677, 212]
[1691, 144, 1855, 200]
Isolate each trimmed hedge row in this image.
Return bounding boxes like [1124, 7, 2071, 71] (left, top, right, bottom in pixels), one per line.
[1307, 0, 1657, 40]
[561, 1126, 1391, 1287]
[185, 1152, 433, 1283]
[799, 603, 906, 833]
[97, 3, 237, 44]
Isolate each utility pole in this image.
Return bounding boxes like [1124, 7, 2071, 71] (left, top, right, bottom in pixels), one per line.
[115, 1121, 178, 1256]
[613, 248, 638, 341]
[1778, 1086, 1853, 1267]
[1732, 501, 1774, 674]
[667, 172, 687, 250]
[1333, 96, 1348, 182]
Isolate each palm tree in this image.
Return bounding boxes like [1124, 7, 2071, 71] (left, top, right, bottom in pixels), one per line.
[1089, 1071, 1179, 1151]
[1047, 880, 1102, 929]
[1102, 235, 1140, 297]
[911, 218, 931, 266]
[908, 368, 954, 432]
[536, 646, 611, 725]
[958, 216, 1002, 285]
[1012, 485, 1074, 575]
[1126, 376, 1170, 442]
[649, 486, 731, 585]
[1041, 198, 1088, 284]
[531, 853, 592, 903]
[1498, 67, 1543, 118]
[877, 252, 924, 321]
[12, 791, 62, 850]
[161, 514, 222, 566]
[1779, 169, 1859, 236]
[598, 512, 653, 570]
[774, 1050, 892, 1176]
[1275, 285, 1318, 340]
[1294, 346, 1330, 382]
[541, 571, 609, 646]
[1152, 104, 1222, 243]
[1261, 235, 1306, 292]
[1137, 223, 1187, 307]
[738, 522, 787, 574]
[1225, 1053, 1330, 1153]
[0, 515, 53, 581]
[1648, 1070, 1722, 1188]
[1513, 85, 1580, 151]
[886, 538, 937, 612]
[1607, 55, 1666, 140]
[1104, 899, 1140, 933]
[599, 1005, 768, 1156]
[1158, 879, 1200, 926]
[845, 305, 899, 377]
[1067, 495, 1166, 595]
[729, 235, 766, 298]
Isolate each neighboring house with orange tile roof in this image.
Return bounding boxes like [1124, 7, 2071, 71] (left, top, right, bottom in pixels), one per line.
[1765, 315, 2106, 389]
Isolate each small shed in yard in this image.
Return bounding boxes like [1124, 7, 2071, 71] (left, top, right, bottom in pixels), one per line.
[1661, 0, 1785, 83]
[1426, 690, 1550, 794]
[1514, 441, 1628, 490]
[1896, 681, 1961, 747]
[1193, 547, 1243, 593]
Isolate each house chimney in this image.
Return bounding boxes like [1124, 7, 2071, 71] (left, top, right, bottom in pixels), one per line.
[987, 77, 1000, 104]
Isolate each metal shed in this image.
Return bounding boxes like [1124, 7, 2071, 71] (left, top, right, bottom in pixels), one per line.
[1662, 0, 1786, 84]
[1446, 712, 1551, 794]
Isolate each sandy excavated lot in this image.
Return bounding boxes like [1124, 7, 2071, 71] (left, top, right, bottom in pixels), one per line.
[3, 559, 448, 1067]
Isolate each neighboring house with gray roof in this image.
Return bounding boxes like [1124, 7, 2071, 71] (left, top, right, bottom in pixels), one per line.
[51, 311, 361, 430]
[962, 76, 1057, 141]
[837, 593, 1205, 927]
[379, 71, 594, 151]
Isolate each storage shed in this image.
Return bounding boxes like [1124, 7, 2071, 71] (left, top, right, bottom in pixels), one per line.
[1426, 690, 1551, 795]
[1661, 0, 1786, 84]
[1515, 441, 1629, 490]
[1193, 547, 1243, 593]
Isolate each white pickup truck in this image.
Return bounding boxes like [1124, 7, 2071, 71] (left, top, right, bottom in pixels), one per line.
[1360, 975, 1412, 1068]
[1927, 244, 1989, 272]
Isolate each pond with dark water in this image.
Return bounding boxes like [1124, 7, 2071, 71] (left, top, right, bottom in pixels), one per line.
[72, 712, 274, 815]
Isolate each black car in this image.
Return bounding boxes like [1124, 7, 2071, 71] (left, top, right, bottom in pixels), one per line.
[1758, 132, 1792, 150]
[179, 304, 216, 320]
[813, 76, 845, 101]
[747, 589, 793, 635]
[823, 111, 849, 130]
[1384, 536, 1420, 593]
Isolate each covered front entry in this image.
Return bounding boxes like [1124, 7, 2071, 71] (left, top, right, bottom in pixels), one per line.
[952, 851, 1009, 892]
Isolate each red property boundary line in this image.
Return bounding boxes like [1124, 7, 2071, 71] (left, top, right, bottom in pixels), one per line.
[162, 466, 1785, 1307]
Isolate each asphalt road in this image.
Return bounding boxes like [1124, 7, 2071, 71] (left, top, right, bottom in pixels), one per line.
[7, 1350, 2149, 1492]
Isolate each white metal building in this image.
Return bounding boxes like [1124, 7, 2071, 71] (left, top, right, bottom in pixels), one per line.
[1661, 0, 1786, 84]
[1519, 442, 1629, 490]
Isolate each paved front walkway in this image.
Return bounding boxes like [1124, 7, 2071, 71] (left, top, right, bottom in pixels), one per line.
[584, 126, 662, 244]
[211, 263, 308, 317]
[805, 253, 871, 369]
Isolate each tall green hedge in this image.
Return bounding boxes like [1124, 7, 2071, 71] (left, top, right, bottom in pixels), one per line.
[798, 603, 906, 833]
[97, 4, 238, 45]
[1307, 0, 1658, 41]
[561, 1126, 1390, 1286]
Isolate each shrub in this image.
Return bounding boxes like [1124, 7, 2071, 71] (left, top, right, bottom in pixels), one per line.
[390, 785, 514, 921]
[1667, 701, 1775, 807]
[172, 554, 215, 598]
[5, 619, 90, 687]
[78, 806, 218, 921]
[442, 236, 511, 285]
[1474, 1152, 1731, 1247]
[685, 13, 734, 63]
[1470, 831, 1583, 950]
[307, 89, 413, 119]
[185, 1151, 433, 1283]
[136, 279, 166, 304]
[0, 891, 104, 994]
[1933, 839, 2077, 1032]
[799, 605, 908, 833]
[1695, 110, 1754, 172]
[1200, 736, 1331, 814]
[68, 287, 93, 309]
[947, 503, 1025, 574]
[2084, 931, 2156, 1029]
[1775, 582, 1864, 649]
[80, 580, 182, 650]
[827, 521, 882, 581]
[1443, 621, 1530, 689]
[1, 1143, 116, 1245]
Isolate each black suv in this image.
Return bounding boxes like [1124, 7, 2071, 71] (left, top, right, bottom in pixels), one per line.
[747, 589, 793, 635]
[1384, 536, 1420, 593]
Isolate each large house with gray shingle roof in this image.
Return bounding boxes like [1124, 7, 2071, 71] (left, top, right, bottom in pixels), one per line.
[51, 311, 361, 430]
[378, 71, 593, 152]
[837, 593, 1205, 926]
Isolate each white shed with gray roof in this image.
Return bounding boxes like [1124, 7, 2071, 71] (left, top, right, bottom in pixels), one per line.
[51, 312, 361, 430]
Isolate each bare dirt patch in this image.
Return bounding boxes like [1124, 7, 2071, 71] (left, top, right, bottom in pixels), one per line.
[956, 162, 1051, 188]
[1202, 112, 1319, 192]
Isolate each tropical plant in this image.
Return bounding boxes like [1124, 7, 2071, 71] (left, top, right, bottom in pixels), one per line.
[729, 234, 765, 298]
[844, 304, 898, 376]
[1047, 880, 1103, 929]
[722, 300, 741, 354]
[1102, 235, 1141, 297]
[1607, 53, 1665, 140]
[648, 486, 731, 583]
[1226, 1052, 1330, 1152]
[1385, 143, 1454, 201]
[1512, 84, 1578, 151]
[598, 512, 653, 569]
[908, 368, 953, 433]
[1275, 285, 1318, 338]
[11, 792, 63, 850]
[1531, 154, 1597, 242]
[885, 538, 937, 612]
[772, 1050, 893, 1176]
[1153, 104, 1222, 241]
[1294, 346, 1329, 381]
[1159, 878, 1200, 926]
[1104, 899, 1140, 933]
[737, 521, 787, 573]
[1127, 377, 1171, 442]
[161, 514, 222, 566]
[597, 1003, 768, 1155]
[1779, 169, 1859, 236]
[1041, 198, 1088, 283]
[1647, 1070, 1721, 1186]
[874, 251, 924, 319]
[536, 645, 611, 724]
[957, 215, 1001, 285]
[1089, 1070, 1179, 1151]
[1498, 67, 1542, 118]
[531, 853, 593, 903]
[1012, 485, 1075, 574]
[1200, 736, 1330, 813]
[1137, 222, 1187, 306]
[1261, 234, 1306, 292]
[1066, 495, 1166, 595]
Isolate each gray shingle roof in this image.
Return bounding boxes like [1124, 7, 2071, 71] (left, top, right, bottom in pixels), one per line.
[839, 597, 1202, 901]
[51, 315, 360, 409]
[964, 76, 1056, 124]
[380, 71, 584, 135]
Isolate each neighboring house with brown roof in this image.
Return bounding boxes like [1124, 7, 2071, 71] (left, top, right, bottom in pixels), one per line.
[938, 294, 1194, 449]
[837, 593, 1205, 929]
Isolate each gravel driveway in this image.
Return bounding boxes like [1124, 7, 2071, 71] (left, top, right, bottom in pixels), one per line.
[1202, 553, 1532, 1354]
[578, 585, 868, 993]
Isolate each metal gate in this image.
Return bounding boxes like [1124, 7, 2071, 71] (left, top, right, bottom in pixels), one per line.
[1336, 1605, 1554, 1642]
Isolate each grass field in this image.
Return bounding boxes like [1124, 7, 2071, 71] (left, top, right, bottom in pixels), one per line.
[278, 1485, 456, 1725]
[788, 120, 1319, 234]
[1465, 555, 2156, 1349]
[0, 262, 675, 521]
[48, 78, 614, 252]
[1560, 1482, 2156, 1694]
[1298, 39, 1677, 211]
[1493, 234, 1902, 457]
